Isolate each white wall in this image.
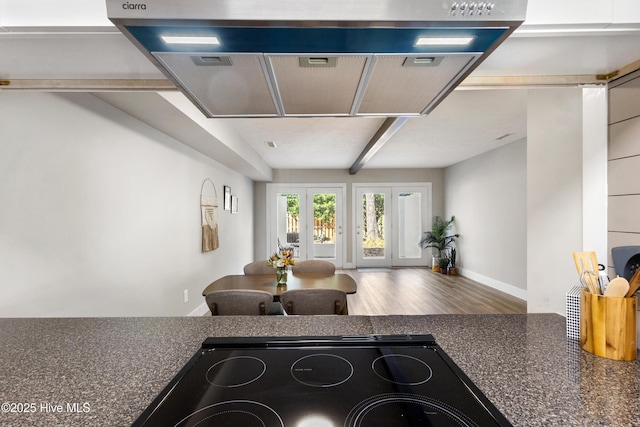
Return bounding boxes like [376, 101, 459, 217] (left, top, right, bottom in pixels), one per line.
[444, 139, 527, 299]
[0, 92, 253, 317]
[607, 70, 640, 347]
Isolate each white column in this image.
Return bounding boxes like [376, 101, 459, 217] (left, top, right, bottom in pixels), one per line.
[581, 87, 609, 267]
[527, 88, 584, 315]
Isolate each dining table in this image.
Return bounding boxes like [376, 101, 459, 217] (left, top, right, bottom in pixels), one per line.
[201, 272, 357, 300]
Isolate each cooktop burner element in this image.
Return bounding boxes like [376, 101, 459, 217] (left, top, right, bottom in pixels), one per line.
[174, 400, 283, 427]
[346, 394, 478, 427]
[291, 354, 354, 387]
[131, 335, 512, 427]
[372, 354, 433, 385]
[206, 356, 266, 387]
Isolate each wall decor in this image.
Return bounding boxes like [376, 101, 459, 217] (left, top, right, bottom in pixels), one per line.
[200, 178, 219, 252]
[231, 195, 238, 214]
[223, 185, 231, 211]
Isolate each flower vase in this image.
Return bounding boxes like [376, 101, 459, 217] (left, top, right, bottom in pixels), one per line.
[276, 268, 288, 286]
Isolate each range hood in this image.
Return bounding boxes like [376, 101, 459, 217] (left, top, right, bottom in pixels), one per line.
[107, 0, 527, 117]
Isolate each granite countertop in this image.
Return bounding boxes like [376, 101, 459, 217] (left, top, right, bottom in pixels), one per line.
[0, 314, 638, 426]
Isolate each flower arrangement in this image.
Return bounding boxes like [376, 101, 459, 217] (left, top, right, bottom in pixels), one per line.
[267, 250, 296, 269]
[268, 250, 295, 285]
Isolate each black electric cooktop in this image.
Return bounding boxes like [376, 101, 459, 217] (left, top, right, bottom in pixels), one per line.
[131, 335, 512, 427]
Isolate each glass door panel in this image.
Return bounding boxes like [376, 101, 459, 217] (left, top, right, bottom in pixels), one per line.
[276, 193, 301, 259]
[356, 187, 391, 267]
[307, 188, 343, 265]
[363, 192, 385, 259]
[312, 192, 336, 259]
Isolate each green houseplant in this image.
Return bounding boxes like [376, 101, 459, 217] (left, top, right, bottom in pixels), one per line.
[448, 247, 457, 276]
[419, 216, 459, 272]
[437, 255, 450, 274]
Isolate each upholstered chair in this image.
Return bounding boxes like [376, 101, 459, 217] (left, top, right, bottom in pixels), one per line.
[243, 260, 276, 275]
[291, 260, 335, 275]
[205, 289, 274, 315]
[279, 289, 347, 315]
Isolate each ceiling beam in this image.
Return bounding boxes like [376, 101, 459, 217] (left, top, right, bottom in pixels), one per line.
[349, 116, 410, 174]
[459, 74, 604, 89]
[0, 79, 176, 91]
[614, 57, 640, 80]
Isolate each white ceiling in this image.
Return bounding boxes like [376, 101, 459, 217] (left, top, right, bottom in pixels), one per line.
[2, 0, 640, 179]
[227, 89, 528, 169]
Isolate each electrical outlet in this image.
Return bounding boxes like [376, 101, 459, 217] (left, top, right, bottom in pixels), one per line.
[183, 289, 189, 303]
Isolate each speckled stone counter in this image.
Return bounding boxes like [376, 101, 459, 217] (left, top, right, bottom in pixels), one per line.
[0, 314, 638, 426]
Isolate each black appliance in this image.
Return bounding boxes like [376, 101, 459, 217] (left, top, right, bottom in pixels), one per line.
[131, 335, 512, 427]
[611, 246, 640, 281]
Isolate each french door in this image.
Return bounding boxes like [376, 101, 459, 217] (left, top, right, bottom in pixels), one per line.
[267, 184, 345, 268]
[355, 187, 392, 268]
[354, 184, 431, 268]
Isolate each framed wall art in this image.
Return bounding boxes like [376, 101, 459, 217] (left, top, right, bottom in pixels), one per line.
[200, 178, 219, 252]
[231, 195, 238, 214]
[223, 185, 231, 211]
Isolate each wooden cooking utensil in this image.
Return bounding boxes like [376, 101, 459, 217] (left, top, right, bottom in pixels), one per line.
[626, 268, 640, 297]
[573, 251, 599, 277]
[605, 276, 630, 297]
[573, 252, 600, 294]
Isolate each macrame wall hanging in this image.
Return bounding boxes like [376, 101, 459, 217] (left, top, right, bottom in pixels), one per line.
[200, 178, 219, 252]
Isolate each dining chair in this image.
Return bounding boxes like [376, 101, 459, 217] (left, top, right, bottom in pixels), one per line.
[205, 289, 274, 315]
[243, 260, 276, 275]
[291, 260, 335, 275]
[279, 289, 348, 315]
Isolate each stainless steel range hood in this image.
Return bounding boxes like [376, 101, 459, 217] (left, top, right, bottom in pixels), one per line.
[107, 0, 527, 117]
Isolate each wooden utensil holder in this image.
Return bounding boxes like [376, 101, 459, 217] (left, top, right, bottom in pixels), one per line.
[580, 289, 637, 361]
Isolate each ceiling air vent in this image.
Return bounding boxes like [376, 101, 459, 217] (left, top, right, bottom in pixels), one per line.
[299, 57, 338, 68]
[402, 56, 443, 67]
[191, 56, 233, 66]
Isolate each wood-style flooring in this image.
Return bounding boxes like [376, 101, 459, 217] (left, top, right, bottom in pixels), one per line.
[341, 268, 526, 315]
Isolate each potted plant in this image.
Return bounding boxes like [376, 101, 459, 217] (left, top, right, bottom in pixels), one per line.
[438, 255, 450, 275]
[448, 247, 457, 276]
[419, 216, 459, 272]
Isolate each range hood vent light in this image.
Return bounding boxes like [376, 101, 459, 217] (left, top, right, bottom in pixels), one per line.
[414, 36, 475, 46]
[161, 35, 220, 45]
[403, 57, 443, 67]
[192, 56, 233, 67]
[299, 57, 338, 68]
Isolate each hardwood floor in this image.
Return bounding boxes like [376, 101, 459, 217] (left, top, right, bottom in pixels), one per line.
[341, 268, 527, 315]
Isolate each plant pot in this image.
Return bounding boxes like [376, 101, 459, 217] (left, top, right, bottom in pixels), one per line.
[448, 267, 457, 276]
[437, 257, 450, 274]
[432, 256, 440, 272]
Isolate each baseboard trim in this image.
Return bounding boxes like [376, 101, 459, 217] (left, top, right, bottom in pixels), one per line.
[458, 268, 528, 301]
[188, 302, 210, 317]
